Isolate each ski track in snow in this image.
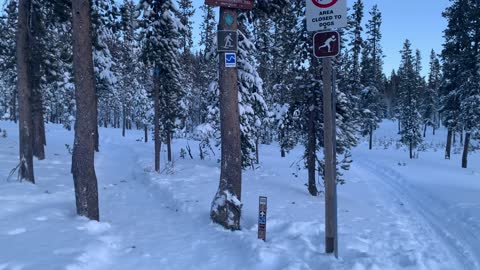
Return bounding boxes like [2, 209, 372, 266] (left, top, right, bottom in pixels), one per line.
[354, 156, 480, 270]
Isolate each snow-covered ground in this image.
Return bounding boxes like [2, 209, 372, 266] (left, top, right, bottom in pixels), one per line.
[0, 120, 479, 270]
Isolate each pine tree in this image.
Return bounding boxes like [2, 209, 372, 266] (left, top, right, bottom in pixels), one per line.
[0, 0, 18, 122]
[398, 40, 423, 159]
[421, 50, 441, 137]
[359, 4, 383, 149]
[138, 0, 184, 167]
[440, 0, 471, 160]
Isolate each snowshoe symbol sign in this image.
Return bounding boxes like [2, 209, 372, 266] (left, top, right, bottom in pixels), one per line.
[312, 0, 338, 8]
[314, 31, 340, 58]
[218, 30, 238, 52]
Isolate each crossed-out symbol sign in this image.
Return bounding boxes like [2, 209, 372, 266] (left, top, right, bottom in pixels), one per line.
[312, 0, 338, 8]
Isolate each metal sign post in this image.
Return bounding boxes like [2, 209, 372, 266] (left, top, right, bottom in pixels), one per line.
[258, 196, 267, 241]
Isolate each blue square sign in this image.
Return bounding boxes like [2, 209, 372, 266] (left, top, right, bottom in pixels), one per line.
[225, 53, 236, 68]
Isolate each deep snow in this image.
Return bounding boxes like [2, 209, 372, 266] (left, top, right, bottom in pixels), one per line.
[0, 120, 478, 270]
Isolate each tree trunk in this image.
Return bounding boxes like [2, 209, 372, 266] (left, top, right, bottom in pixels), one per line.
[122, 105, 126, 137]
[460, 130, 463, 145]
[462, 133, 470, 169]
[433, 125, 436, 136]
[307, 100, 318, 196]
[154, 65, 161, 172]
[71, 0, 99, 221]
[445, 129, 452, 159]
[16, 0, 35, 183]
[423, 123, 427, 138]
[10, 89, 17, 123]
[94, 96, 99, 152]
[30, 2, 45, 161]
[409, 143, 413, 159]
[255, 136, 259, 164]
[167, 131, 172, 162]
[210, 7, 242, 231]
[369, 126, 373, 150]
[144, 124, 148, 143]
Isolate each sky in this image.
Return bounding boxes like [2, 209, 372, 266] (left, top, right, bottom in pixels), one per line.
[191, 0, 451, 77]
[0, 0, 450, 77]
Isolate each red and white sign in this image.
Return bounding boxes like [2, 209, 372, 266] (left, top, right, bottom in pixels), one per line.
[205, 0, 254, 10]
[306, 0, 347, 32]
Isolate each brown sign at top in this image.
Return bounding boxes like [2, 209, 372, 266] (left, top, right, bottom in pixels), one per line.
[205, 0, 254, 10]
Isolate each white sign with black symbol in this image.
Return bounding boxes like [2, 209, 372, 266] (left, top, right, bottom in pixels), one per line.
[218, 30, 238, 52]
[225, 53, 236, 68]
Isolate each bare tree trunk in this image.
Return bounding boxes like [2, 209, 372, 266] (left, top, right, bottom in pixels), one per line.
[167, 131, 172, 162]
[30, 2, 45, 161]
[144, 124, 148, 143]
[307, 99, 318, 196]
[280, 129, 285, 157]
[122, 105, 126, 137]
[369, 126, 373, 150]
[423, 123, 427, 138]
[94, 95, 99, 152]
[210, 7, 242, 231]
[462, 132, 470, 168]
[16, 0, 35, 183]
[460, 129, 463, 145]
[445, 129, 452, 159]
[409, 143, 413, 159]
[10, 89, 17, 123]
[71, 0, 99, 221]
[255, 136, 259, 164]
[154, 65, 161, 172]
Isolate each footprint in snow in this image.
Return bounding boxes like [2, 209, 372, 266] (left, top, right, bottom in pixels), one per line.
[35, 216, 48, 221]
[6, 228, 26, 235]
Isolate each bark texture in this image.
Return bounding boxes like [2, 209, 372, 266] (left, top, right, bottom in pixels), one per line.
[71, 0, 99, 221]
[16, 0, 35, 183]
[462, 133, 470, 169]
[445, 129, 452, 159]
[210, 8, 242, 231]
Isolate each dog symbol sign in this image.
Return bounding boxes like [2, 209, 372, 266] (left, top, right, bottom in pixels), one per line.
[313, 31, 340, 58]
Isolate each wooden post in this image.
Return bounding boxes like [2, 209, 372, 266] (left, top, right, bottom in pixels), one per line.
[322, 58, 337, 254]
[210, 7, 242, 230]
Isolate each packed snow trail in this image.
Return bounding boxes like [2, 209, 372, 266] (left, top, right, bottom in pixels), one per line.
[353, 155, 480, 270]
[1, 121, 479, 269]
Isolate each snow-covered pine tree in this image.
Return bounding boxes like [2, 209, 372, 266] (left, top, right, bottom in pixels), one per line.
[440, 0, 471, 160]
[177, 0, 196, 135]
[345, 0, 363, 98]
[421, 50, 441, 137]
[359, 4, 383, 149]
[237, 13, 268, 168]
[0, 0, 17, 122]
[457, 0, 480, 168]
[271, 3, 299, 158]
[137, 0, 185, 164]
[91, 0, 119, 150]
[398, 40, 423, 159]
